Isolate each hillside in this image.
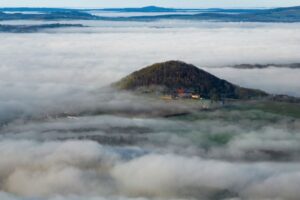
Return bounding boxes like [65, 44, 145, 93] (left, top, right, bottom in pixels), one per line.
[114, 61, 268, 100]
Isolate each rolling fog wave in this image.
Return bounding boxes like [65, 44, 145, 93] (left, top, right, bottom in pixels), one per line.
[0, 139, 300, 200]
[0, 106, 300, 199]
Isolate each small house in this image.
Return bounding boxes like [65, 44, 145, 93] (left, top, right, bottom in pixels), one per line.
[191, 94, 200, 99]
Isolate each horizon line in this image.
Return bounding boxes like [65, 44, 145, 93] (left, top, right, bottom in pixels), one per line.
[0, 5, 286, 10]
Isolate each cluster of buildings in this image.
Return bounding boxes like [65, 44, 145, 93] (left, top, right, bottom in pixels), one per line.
[161, 88, 202, 100]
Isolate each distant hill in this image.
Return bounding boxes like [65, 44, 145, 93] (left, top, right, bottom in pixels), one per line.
[230, 63, 300, 69]
[0, 10, 99, 21]
[99, 6, 178, 13]
[0, 23, 84, 33]
[114, 61, 268, 100]
[0, 7, 77, 12]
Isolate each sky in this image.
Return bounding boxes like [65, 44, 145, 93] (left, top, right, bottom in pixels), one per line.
[0, 0, 300, 8]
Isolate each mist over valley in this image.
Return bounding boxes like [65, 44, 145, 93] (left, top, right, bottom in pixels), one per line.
[1, 5, 300, 200]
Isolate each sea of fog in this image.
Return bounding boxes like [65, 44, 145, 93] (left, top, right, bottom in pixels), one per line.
[1, 19, 300, 200]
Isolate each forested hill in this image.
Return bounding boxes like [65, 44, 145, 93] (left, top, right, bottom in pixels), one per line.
[114, 61, 268, 100]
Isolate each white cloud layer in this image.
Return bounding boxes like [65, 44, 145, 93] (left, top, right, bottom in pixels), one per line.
[0, 21, 300, 123]
[0, 139, 300, 200]
[1, 21, 300, 200]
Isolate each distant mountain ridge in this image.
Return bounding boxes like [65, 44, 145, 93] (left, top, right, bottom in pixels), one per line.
[0, 6, 178, 13]
[121, 6, 300, 22]
[114, 61, 268, 100]
[0, 6, 257, 13]
[98, 6, 178, 13]
[1, 6, 300, 22]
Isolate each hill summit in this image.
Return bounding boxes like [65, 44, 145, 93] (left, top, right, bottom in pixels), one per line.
[114, 61, 268, 100]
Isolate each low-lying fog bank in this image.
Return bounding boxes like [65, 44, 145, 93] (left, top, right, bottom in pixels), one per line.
[1, 94, 300, 199]
[1, 138, 300, 200]
[1, 20, 300, 200]
[1, 21, 300, 96]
